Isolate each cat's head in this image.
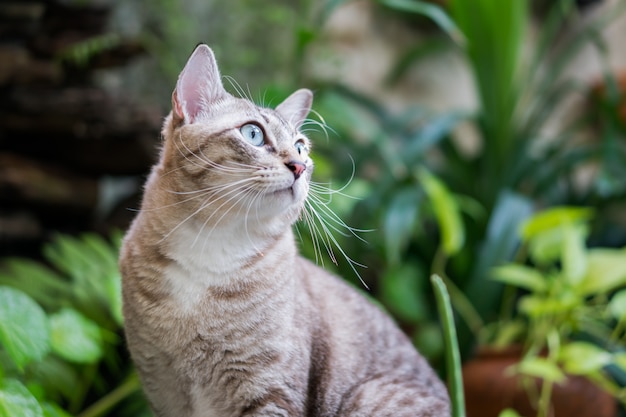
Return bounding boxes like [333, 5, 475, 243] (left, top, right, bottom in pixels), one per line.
[157, 44, 314, 231]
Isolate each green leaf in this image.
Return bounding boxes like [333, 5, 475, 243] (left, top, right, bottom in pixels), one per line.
[418, 168, 464, 256]
[515, 357, 566, 383]
[381, 0, 464, 45]
[465, 191, 533, 321]
[520, 207, 593, 242]
[562, 224, 588, 286]
[579, 248, 626, 296]
[0, 260, 70, 311]
[0, 378, 44, 417]
[0, 287, 50, 370]
[449, 0, 527, 168]
[383, 187, 422, 265]
[404, 112, 467, 163]
[526, 226, 569, 266]
[431, 275, 466, 417]
[49, 309, 103, 364]
[518, 293, 578, 318]
[42, 403, 72, 417]
[499, 409, 523, 417]
[609, 289, 626, 320]
[559, 342, 611, 375]
[380, 263, 427, 323]
[492, 265, 546, 293]
[28, 356, 80, 403]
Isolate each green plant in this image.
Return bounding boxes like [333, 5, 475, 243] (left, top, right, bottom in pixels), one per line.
[0, 233, 148, 417]
[310, 0, 626, 356]
[485, 206, 626, 416]
[431, 274, 466, 417]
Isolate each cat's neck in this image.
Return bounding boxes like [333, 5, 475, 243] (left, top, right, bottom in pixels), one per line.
[138, 168, 295, 274]
[163, 218, 295, 277]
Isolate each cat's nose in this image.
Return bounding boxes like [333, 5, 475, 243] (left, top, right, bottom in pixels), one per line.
[285, 160, 306, 180]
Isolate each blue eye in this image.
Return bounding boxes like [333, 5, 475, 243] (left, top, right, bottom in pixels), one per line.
[240, 123, 264, 146]
[295, 140, 308, 155]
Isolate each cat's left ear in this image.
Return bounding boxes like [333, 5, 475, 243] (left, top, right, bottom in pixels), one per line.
[172, 44, 227, 123]
[275, 89, 313, 129]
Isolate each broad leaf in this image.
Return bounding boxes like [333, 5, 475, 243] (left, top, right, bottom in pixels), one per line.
[418, 168, 464, 256]
[0, 287, 50, 370]
[562, 224, 588, 286]
[579, 248, 626, 296]
[518, 293, 578, 318]
[492, 265, 546, 293]
[50, 309, 103, 364]
[381, 0, 464, 44]
[520, 206, 593, 242]
[515, 357, 566, 383]
[609, 289, 626, 321]
[383, 187, 422, 265]
[0, 378, 43, 417]
[559, 342, 611, 375]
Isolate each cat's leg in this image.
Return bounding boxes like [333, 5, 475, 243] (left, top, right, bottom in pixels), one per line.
[337, 375, 450, 417]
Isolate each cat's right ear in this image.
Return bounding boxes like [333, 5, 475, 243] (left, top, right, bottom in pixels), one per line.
[172, 44, 227, 124]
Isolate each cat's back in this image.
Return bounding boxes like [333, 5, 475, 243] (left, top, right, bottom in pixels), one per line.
[295, 257, 450, 416]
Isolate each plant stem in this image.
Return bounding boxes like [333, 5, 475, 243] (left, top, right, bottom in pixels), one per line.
[537, 379, 554, 417]
[78, 373, 142, 417]
[431, 274, 466, 417]
[439, 274, 484, 336]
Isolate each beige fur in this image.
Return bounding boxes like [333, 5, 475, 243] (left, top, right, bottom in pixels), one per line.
[120, 44, 450, 417]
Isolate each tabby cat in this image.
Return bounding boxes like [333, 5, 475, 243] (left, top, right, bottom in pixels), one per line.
[120, 44, 450, 417]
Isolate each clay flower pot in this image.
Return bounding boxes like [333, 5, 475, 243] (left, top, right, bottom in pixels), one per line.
[462, 347, 617, 417]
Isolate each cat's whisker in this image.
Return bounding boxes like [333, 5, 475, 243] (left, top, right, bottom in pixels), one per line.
[242, 188, 268, 256]
[142, 191, 212, 212]
[223, 75, 253, 102]
[172, 128, 256, 176]
[167, 176, 258, 196]
[307, 192, 371, 242]
[197, 185, 259, 252]
[174, 131, 210, 171]
[159, 179, 257, 244]
[303, 199, 369, 289]
[301, 111, 335, 142]
[299, 204, 327, 267]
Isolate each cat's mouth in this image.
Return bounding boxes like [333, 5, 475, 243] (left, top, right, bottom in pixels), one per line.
[269, 180, 306, 202]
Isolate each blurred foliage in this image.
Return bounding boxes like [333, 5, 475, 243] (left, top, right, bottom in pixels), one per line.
[0, 233, 149, 417]
[488, 207, 626, 416]
[293, 0, 626, 365]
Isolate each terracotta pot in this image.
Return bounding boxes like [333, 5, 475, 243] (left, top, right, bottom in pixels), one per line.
[462, 347, 617, 417]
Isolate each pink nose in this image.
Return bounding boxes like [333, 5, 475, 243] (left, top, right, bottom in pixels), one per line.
[286, 160, 306, 180]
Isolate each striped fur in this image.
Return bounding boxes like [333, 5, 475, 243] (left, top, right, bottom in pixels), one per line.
[120, 44, 450, 417]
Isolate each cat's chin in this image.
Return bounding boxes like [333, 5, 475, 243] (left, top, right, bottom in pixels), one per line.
[254, 185, 307, 222]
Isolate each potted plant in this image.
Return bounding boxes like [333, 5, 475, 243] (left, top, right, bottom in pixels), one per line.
[463, 206, 626, 417]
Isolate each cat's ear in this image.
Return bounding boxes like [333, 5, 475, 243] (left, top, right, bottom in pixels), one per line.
[275, 89, 313, 129]
[172, 44, 227, 123]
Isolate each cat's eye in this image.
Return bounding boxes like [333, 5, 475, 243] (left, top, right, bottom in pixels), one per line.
[240, 123, 264, 146]
[295, 140, 308, 155]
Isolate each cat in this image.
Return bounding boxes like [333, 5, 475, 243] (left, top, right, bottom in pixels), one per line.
[119, 44, 450, 417]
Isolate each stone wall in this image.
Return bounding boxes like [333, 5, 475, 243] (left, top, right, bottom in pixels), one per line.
[0, 0, 161, 257]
